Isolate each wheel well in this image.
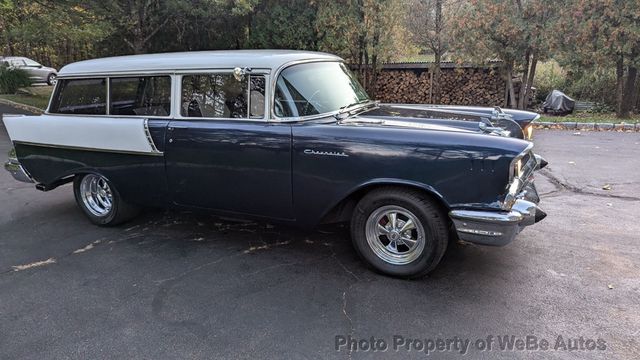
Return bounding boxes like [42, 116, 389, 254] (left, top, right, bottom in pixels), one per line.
[319, 183, 450, 225]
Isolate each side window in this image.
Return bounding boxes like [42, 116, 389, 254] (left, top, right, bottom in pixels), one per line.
[181, 73, 265, 119]
[49, 78, 107, 115]
[110, 76, 171, 116]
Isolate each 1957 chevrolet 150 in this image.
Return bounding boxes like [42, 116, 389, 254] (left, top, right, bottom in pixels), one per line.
[3, 50, 546, 277]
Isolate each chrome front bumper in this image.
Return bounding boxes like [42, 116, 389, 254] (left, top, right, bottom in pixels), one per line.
[449, 182, 546, 246]
[4, 152, 34, 183]
[449, 147, 548, 246]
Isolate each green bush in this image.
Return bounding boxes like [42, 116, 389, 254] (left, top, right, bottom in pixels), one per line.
[534, 61, 618, 110]
[0, 65, 32, 94]
[564, 67, 617, 109]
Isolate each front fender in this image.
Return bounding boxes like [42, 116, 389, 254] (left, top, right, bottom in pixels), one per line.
[316, 177, 450, 225]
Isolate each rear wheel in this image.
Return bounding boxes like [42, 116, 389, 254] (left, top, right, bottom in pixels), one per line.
[74, 173, 139, 226]
[350, 188, 449, 278]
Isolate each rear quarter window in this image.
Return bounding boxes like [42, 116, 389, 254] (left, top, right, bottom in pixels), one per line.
[49, 78, 107, 115]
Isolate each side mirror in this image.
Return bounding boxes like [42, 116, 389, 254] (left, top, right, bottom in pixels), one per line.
[233, 67, 252, 81]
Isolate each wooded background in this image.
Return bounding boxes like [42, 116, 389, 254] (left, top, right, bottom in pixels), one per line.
[1, 0, 638, 117]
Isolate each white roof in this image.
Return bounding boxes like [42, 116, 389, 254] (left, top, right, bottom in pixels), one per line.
[58, 50, 342, 76]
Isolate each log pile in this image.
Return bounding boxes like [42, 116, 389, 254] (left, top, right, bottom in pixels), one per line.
[373, 67, 506, 106]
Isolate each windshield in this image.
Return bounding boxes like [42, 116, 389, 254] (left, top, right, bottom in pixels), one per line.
[24, 58, 41, 67]
[274, 62, 370, 118]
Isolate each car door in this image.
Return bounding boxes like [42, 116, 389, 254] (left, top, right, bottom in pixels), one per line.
[165, 71, 294, 220]
[23, 58, 48, 82]
[9, 59, 32, 78]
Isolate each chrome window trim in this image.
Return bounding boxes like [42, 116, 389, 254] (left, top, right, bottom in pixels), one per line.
[105, 76, 111, 115]
[45, 79, 58, 113]
[42, 113, 174, 120]
[269, 59, 368, 123]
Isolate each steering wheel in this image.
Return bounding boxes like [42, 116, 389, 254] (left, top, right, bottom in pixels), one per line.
[302, 90, 322, 116]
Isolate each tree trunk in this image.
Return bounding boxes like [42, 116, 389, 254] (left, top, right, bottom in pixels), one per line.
[616, 56, 627, 118]
[518, 50, 531, 109]
[635, 75, 640, 112]
[433, 52, 442, 104]
[524, 53, 538, 108]
[432, 0, 443, 104]
[505, 63, 517, 108]
[622, 66, 638, 116]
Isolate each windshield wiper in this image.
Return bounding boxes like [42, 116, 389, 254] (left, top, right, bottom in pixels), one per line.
[335, 100, 375, 120]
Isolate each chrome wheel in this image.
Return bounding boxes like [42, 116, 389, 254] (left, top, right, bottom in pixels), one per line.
[365, 205, 426, 265]
[79, 174, 113, 217]
[48, 74, 57, 85]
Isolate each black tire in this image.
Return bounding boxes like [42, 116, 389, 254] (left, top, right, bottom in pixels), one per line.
[73, 173, 139, 226]
[47, 73, 57, 86]
[350, 187, 449, 278]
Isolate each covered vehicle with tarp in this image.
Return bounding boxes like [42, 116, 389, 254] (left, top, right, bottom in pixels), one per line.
[543, 90, 575, 115]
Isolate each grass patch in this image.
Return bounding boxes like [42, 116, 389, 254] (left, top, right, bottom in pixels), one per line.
[0, 86, 53, 110]
[539, 112, 640, 124]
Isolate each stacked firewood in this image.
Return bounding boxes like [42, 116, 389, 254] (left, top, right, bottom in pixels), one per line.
[373, 68, 506, 106]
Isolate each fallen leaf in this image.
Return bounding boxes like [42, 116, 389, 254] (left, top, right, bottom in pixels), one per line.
[607, 284, 614, 290]
[602, 184, 612, 190]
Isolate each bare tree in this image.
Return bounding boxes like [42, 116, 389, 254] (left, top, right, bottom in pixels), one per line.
[406, 0, 449, 104]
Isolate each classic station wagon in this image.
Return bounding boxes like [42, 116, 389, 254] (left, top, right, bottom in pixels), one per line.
[3, 50, 546, 277]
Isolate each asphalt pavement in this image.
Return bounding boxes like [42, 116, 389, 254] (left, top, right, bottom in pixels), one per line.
[1, 105, 639, 359]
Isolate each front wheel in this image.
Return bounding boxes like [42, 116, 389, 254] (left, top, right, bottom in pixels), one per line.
[350, 188, 449, 278]
[73, 173, 139, 226]
[47, 73, 57, 86]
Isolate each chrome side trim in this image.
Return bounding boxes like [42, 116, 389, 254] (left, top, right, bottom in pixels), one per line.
[143, 119, 162, 154]
[13, 141, 164, 157]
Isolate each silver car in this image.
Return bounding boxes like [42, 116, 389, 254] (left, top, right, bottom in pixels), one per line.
[0, 56, 57, 85]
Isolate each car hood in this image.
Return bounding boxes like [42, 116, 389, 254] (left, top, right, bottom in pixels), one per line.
[370, 103, 539, 125]
[360, 104, 534, 138]
[338, 114, 480, 134]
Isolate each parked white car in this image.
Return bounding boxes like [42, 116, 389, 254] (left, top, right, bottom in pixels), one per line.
[0, 56, 57, 85]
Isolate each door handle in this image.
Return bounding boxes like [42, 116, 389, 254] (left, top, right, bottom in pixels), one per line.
[168, 125, 188, 131]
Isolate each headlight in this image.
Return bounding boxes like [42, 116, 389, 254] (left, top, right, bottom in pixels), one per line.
[523, 124, 533, 140]
[514, 159, 523, 178]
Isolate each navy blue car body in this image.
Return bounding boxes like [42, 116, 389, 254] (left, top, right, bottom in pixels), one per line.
[3, 50, 546, 277]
